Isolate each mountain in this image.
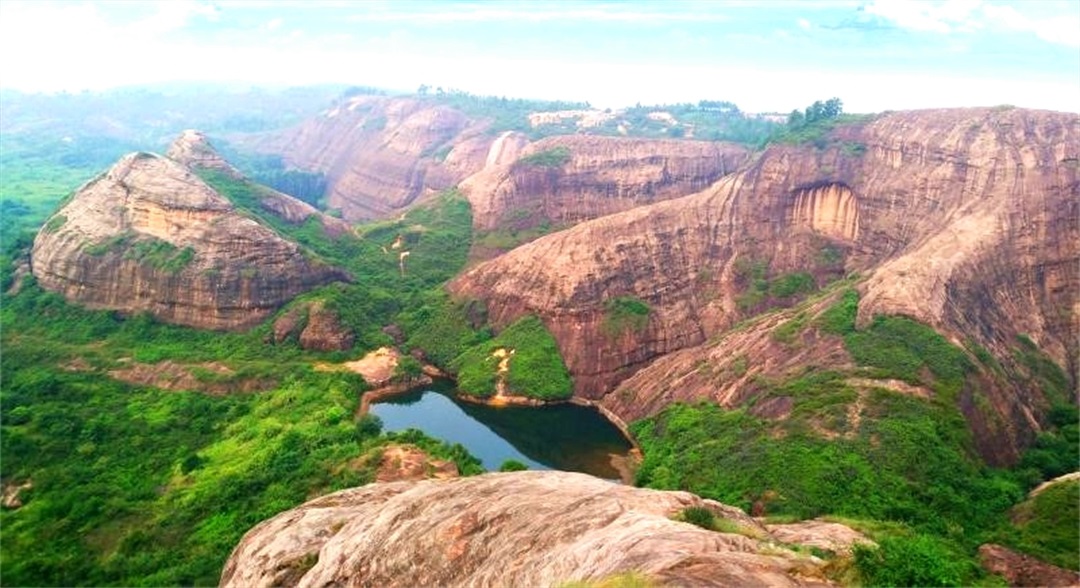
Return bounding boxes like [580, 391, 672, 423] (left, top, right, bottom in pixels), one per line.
[29, 132, 349, 330]
[449, 107, 1079, 463]
[244, 95, 753, 227]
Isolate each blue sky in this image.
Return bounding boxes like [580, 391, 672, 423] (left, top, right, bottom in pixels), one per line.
[1, 0, 1077, 113]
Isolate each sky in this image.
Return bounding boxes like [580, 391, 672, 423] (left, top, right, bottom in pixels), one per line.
[0, 0, 1077, 113]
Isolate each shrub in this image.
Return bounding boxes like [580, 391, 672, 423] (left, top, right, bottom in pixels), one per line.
[517, 146, 571, 168]
[853, 535, 969, 587]
[499, 459, 528, 472]
[679, 506, 716, 530]
[355, 414, 383, 439]
[602, 296, 651, 337]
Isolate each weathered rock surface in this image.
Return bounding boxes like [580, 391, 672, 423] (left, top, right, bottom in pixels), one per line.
[166, 129, 243, 178]
[978, 544, 1080, 587]
[462, 135, 748, 233]
[765, 519, 874, 557]
[251, 97, 748, 232]
[273, 301, 355, 351]
[31, 151, 347, 330]
[449, 108, 1079, 462]
[375, 444, 459, 483]
[221, 471, 843, 588]
[251, 96, 493, 220]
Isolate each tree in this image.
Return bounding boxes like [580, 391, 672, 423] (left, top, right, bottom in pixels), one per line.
[823, 98, 843, 119]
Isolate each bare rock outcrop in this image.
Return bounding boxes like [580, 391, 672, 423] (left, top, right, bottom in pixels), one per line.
[252, 96, 493, 220]
[449, 107, 1079, 461]
[166, 129, 243, 178]
[273, 301, 355, 351]
[31, 152, 347, 330]
[221, 471, 843, 588]
[462, 135, 749, 234]
[978, 544, 1080, 587]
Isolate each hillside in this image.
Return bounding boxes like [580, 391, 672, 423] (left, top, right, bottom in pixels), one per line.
[2, 94, 1077, 587]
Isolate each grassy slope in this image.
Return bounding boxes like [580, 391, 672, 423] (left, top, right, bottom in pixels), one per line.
[0, 174, 485, 585]
[631, 289, 1078, 585]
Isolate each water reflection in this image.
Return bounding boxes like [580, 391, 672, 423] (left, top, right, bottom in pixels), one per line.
[370, 384, 632, 479]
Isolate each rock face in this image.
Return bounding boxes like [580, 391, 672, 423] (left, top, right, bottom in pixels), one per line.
[449, 108, 1079, 461]
[165, 129, 243, 178]
[251, 97, 749, 231]
[221, 471, 845, 588]
[252, 96, 493, 220]
[31, 150, 347, 330]
[273, 301, 355, 351]
[978, 544, 1080, 587]
[462, 135, 748, 232]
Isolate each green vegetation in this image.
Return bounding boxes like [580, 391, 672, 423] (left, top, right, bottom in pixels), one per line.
[853, 534, 971, 587]
[734, 258, 820, 312]
[124, 238, 196, 274]
[0, 296, 483, 585]
[499, 459, 529, 472]
[678, 506, 717, 530]
[516, 146, 572, 168]
[602, 296, 651, 337]
[633, 290, 1078, 584]
[453, 315, 573, 400]
[0, 159, 489, 585]
[83, 233, 133, 256]
[42, 214, 67, 233]
[996, 480, 1079, 569]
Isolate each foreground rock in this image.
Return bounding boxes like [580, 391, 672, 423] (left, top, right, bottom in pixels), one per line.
[221, 471, 848, 587]
[978, 544, 1080, 587]
[31, 143, 348, 330]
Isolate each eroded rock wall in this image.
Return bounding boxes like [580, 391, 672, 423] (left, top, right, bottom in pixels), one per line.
[251, 96, 494, 220]
[462, 135, 749, 232]
[449, 108, 1079, 459]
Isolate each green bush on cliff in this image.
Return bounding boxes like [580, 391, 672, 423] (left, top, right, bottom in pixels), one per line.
[452, 315, 573, 401]
[602, 296, 651, 338]
[853, 534, 971, 587]
[516, 146, 571, 168]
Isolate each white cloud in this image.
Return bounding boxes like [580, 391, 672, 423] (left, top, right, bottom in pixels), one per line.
[864, 0, 982, 33]
[981, 3, 1080, 48]
[798, 18, 812, 29]
[864, 0, 1079, 46]
[346, 7, 730, 24]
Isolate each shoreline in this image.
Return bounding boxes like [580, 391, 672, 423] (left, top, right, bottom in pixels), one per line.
[356, 373, 641, 454]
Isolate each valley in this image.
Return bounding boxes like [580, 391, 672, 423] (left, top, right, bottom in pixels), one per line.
[0, 87, 1077, 587]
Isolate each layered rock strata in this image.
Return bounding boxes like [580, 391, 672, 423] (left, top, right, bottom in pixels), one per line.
[450, 108, 1079, 460]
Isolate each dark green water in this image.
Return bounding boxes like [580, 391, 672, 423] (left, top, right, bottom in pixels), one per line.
[369, 384, 633, 479]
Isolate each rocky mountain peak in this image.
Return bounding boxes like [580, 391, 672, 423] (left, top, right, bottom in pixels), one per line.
[31, 147, 347, 330]
[165, 129, 241, 177]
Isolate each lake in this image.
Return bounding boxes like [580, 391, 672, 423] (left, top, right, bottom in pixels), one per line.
[369, 384, 634, 479]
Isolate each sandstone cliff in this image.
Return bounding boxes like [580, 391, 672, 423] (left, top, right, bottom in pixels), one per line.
[250, 97, 749, 232]
[462, 135, 748, 233]
[31, 151, 348, 330]
[449, 108, 1079, 460]
[251, 96, 493, 220]
[221, 471, 864, 587]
